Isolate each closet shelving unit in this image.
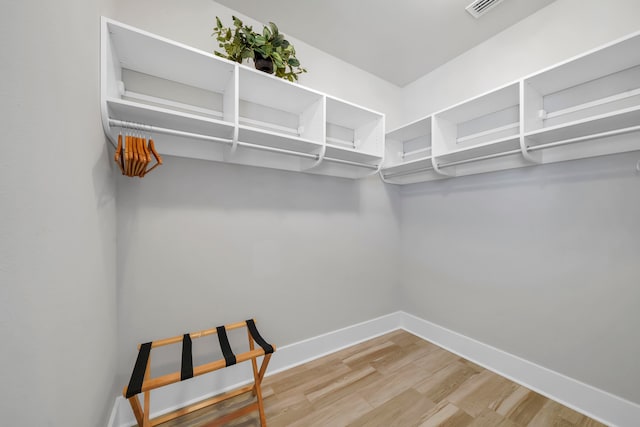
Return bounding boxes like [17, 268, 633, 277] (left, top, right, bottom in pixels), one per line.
[432, 82, 529, 177]
[101, 17, 384, 178]
[310, 96, 384, 178]
[382, 31, 640, 184]
[522, 32, 640, 164]
[381, 117, 442, 184]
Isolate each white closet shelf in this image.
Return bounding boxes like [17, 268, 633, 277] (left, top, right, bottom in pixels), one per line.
[403, 147, 432, 158]
[524, 105, 640, 145]
[436, 135, 520, 164]
[237, 126, 323, 154]
[456, 122, 519, 144]
[107, 98, 235, 139]
[239, 67, 323, 115]
[542, 88, 640, 121]
[383, 157, 433, 175]
[101, 17, 384, 179]
[324, 144, 380, 164]
[381, 116, 433, 181]
[107, 19, 235, 93]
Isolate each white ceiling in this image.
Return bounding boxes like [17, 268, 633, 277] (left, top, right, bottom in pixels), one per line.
[215, 0, 557, 87]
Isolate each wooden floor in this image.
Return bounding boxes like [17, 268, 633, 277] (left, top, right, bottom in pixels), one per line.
[158, 330, 606, 427]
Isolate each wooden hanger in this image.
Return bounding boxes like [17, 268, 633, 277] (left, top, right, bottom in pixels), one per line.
[124, 135, 133, 176]
[114, 133, 125, 175]
[135, 136, 147, 177]
[139, 137, 151, 177]
[144, 139, 163, 176]
[132, 135, 141, 177]
[113, 127, 163, 177]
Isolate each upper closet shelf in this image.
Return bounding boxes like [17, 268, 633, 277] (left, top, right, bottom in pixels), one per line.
[101, 17, 384, 179]
[381, 116, 442, 185]
[383, 30, 640, 184]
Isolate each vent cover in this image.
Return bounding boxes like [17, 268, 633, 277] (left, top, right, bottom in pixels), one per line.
[466, 0, 507, 18]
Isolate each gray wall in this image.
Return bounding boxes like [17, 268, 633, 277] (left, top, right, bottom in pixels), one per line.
[112, 0, 402, 383]
[401, 154, 640, 403]
[400, 0, 640, 405]
[0, 0, 118, 426]
[116, 159, 401, 380]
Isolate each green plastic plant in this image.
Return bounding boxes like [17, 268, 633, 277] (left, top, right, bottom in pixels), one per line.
[212, 16, 307, 82]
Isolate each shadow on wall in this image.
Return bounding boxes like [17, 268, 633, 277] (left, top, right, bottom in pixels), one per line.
[116, 154, 364, 212]
[401, 151, 640, 198]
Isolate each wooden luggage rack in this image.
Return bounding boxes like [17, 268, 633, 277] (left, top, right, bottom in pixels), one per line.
[124, 319, 275, 427]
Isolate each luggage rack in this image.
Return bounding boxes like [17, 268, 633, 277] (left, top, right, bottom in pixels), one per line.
[124, 319, 275, 426]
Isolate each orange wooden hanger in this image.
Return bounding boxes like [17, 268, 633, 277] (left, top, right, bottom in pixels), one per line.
[139, 137, 151, 177]
[134, 137, 146, 177]
[114, 133, 125, 175]
[125, 134, 133, 176]
[132, 135, 141, 177]
[113, 127, 162, 178]
[143, 139, 163, 176]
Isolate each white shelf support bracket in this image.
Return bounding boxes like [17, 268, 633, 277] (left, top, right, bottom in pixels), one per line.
[431, 156, 454, 177]
[520, 135, 542, 163]
[229, 125, 239, 156]
[227, 65, 240, 159]
[303, 144, 327, 171]
[369, 158, 384, 177]
[379, 170, 392, 184]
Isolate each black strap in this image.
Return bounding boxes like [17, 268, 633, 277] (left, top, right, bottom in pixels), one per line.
[125, 342, 152, 398]
[181, 334, 193, 380]
[246, 319, 274, 354]
[217, 326, 236, 366]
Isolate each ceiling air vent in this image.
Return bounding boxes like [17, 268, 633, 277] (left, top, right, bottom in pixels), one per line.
[466, 0, 507, 18]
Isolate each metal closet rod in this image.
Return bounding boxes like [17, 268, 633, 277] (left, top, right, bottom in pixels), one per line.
[108, 119, 379, 170]
[109, 119, 233, 144]
[383, 166, 434, 179]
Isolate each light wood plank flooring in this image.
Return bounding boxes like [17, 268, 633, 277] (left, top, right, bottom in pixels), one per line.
[158, 330, 606, 427]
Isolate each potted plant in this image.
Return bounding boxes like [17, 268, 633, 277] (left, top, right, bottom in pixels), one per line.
[212, 16, 307, 82]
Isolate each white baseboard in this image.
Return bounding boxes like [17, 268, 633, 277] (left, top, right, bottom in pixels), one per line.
[108, 311, 640, 427]
[399, 312, 640, 427]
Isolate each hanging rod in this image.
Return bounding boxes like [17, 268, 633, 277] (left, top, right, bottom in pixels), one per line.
[437, 148, 522, 169]
[526, 125, 640, 152]
[109, 118, 379, 169]
[109, 119, 233, 144]
[383, 166, 435, 179]
[323, 156, 379, 170]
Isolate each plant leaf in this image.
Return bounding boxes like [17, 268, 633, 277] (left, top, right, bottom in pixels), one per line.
[241, 48, 254, 59]
[269, 22, 278, 36]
